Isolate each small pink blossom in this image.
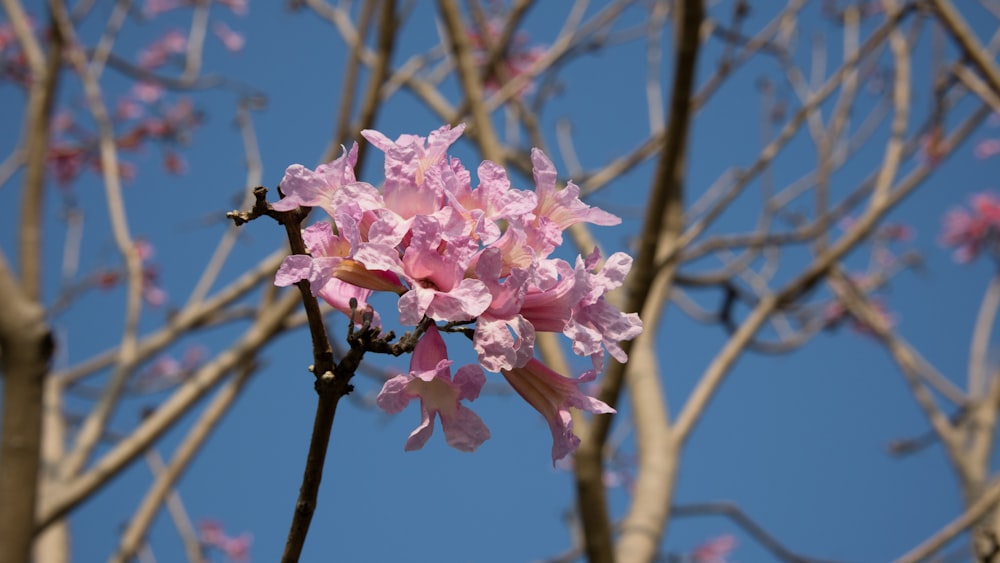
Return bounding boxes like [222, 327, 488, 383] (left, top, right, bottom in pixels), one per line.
[501, 358, 614, 463]
[468, 19, 546, 97]
[376, 326, 490, 452]
[216, 0, 248, 15]
[198, 519, 252, 563]
[212, 22, 244, 52]
[691, 534, 737, 563]
[143, 0, 184, 17]
[163, 150, 187, 174]
[975, 138, 1000, 159]
[920, 125, 948, 166]
[131, 81, 164, 103]
[138, 30, 186, 69]
[940, 192, 1000, 263]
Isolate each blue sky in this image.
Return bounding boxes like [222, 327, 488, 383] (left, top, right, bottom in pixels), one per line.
[3, 1, 1000, 561]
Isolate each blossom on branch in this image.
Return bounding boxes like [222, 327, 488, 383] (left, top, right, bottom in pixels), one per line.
[501, 358, 614, 463]
[272, 123, 641, 460]
[940, 192, 1000, 263]
[376, 325, 490, 452]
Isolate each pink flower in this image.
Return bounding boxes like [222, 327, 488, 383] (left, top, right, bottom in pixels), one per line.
[216, 0, 248, 15]
[138, 30, 186, 69]
[502, 358, 614, 463]
[361, 124, 465, 217]
[212, 22, 244, 53]
[131, 81, 163, 103]
[940, 192, 1000, 263]
[530, 148, 620, 230]
[143, 0, 183, 17]
[354, 210, 492, 325]
[163, 150, 187, 174]
[272, 144, 383, 222]
[376, 325, 490, 452]
[975, 138, 1000, 159]
[920, 125, 948, 166]
[198, 519, 252, 563]
[274, 221, 402, 321]
[520, 250, 642, 372]
[447, 159, 537, 245]
[691, 534, 736, 563]
[468, 19, 546, 97]
[472, 247, 535, 371]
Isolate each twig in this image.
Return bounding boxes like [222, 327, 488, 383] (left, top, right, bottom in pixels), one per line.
[113, 363, 255, 562]
[894, 476, 1000, 563]
[672, 501, 848, 563]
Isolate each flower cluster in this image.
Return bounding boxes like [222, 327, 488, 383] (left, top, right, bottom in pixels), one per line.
[273, 124, 642, 462]
[940, 192, 1000, 263]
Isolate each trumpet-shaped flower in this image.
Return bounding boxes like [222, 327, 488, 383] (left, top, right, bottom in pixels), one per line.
[274, 221, 402, 321]
[272, 144, 383, 221]
[473, 247, 535, 372]
[528, 148, 620, 251]
[502, 358, 614, 463]
[361, 124, 466, 218]
[376, 326, 490, 452]
[520, 250, 642, 370]
[355, 211, 492, 324]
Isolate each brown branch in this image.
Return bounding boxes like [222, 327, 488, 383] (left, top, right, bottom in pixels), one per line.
[113, 362, 255, 562]
[15, 2, 60, 303]
[0, 251, 55, 563]
[437, 0, 504, 163]
[0, 5, 59, 562]
[35, 290, 301, 532]
[350, 0, 398, 172]
[895, 475, 1000, 563]
[672, 502, 847, 563]
[573, 2, 704, 562]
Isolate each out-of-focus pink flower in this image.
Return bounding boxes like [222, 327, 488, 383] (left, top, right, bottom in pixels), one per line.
[51, 111, 74, 133]
[131, 81, 164, 104]
[163, 150, 187, 174]
[134, 239, 156, 261]
[217, 0, 248, 16]
[941, 192, 1000, 263]
[144, 0, 247, 17]
[501, 358, 614, 463]
[920, 125, 948, 166]
[46, 145, 87, 186]
[116, 97, 144, 121]
[143, 0, 183, 16]
[879, 222, 914, 242]
[212, 21, 244, 52]
[376, 325, 490, 452]
[138, 30, 186, 69]
[468, 19, 546, 97]
[691, 534, 737, 563]
[0, 21, 15, 52]
[199, 519, 252, 563]
[975, 138, 1000, 159]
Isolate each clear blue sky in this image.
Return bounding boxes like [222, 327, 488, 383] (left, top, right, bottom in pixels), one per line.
[3, 1, 1000, 561]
